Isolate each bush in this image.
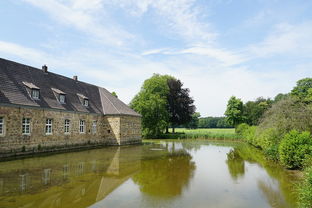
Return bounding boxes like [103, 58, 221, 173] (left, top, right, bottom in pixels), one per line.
[299, 167, 312, 208]
[278, 130, 312, 169]
[258, 97, 312, 137]
[235, 123, 249, 135]
[243, 126, 257, 145]
[256, 128, 281, 151]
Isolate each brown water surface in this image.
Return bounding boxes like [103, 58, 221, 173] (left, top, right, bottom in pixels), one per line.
[0, 140, 300, 208]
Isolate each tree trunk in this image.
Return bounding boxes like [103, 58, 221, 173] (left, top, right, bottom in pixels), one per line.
[172, 127, 175, 133]
[166, 127, 169, 134]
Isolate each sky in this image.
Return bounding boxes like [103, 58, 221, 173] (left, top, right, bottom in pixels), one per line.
[0, 0, 312, 116]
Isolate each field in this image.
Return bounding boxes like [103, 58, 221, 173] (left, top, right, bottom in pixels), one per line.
[161, 128, 241, 140]
[172, 128, 235, 134]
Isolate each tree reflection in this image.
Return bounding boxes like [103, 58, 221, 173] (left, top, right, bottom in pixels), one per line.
[132, 150, 196, 198]
[226, 149, 245, 180]
[258, 180, 289, 208]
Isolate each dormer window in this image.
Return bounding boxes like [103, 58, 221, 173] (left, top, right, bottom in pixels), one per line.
[77, 93, 89, 107]
[23, 81, 40, 100]
[59, 94, 66, 104]
[31, 89, 40, 99]
[83, 99, 89, 107]
[52, 88, 66, 104]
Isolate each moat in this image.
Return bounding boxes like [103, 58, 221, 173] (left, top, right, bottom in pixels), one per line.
[0, 140, 300, 208]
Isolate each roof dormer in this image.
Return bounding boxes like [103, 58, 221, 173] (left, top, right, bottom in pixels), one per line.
[77, 93, 89, 107]
[52, 88, 66, 104]
[23, 81, 40, 100]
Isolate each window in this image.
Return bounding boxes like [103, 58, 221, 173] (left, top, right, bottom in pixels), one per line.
[64, 119, 70, 133]
[45, 119, 53, 135]
[22, 118, 31, 135]
[0, 117, 4, 135]
[79, 120, 85, 133]
[83, 99, 89, 107]
[92, 121, 97, 134]
[59, 94, 66, 104]
[31, 89, 40, 99]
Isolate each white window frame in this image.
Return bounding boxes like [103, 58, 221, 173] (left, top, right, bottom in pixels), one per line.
[22, 118, 31, 135]
[64, 119, 70, 134]
[59, 94, 66, 104]
[92, 121, 97, 134]
[83, 99, 89, 107]
[0, 117, 4, 136]
[79, 120, 85, 133]
[31, 89, 40, 99]
[45, 119, 53, 135]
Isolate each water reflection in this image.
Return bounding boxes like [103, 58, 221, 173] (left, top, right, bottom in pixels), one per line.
[0, 146, 142, 208]
[226, 149, 245, 180]
[132, 149, 196, 198]
[0, 141, 301, 208]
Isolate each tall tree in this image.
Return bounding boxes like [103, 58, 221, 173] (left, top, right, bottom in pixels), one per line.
[224, 96, 244, 127]
[130, 74, 172, 138]
[167, 79, 196, 133]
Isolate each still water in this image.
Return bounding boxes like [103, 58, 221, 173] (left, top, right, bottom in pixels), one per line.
[0, 140, 300, 208]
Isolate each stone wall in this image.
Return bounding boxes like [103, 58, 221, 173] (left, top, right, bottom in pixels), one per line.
[0, 105, 141, 157]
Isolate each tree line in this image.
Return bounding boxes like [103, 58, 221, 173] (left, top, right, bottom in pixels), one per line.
[225, 77, 312, 165]
[224, 78, 312, 207]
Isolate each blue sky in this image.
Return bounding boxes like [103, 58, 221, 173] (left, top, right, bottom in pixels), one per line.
[0, 0, 312, 116]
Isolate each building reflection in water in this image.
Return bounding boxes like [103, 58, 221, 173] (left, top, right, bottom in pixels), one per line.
[0, 145, 142, 208]
[0, 143, 196, 208]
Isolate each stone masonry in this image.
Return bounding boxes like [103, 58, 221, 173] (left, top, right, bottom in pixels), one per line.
[0, 105, 141, 155]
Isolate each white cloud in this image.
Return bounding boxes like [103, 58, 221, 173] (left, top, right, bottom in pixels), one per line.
[109, 0, 217, 43]
[23, 0, 133, 46]
[3, 1, 312, 117]
[248, 22, 312, 58]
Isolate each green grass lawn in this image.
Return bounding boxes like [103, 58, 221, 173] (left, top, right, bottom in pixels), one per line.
[162, 128, 240, 140]
[171, 128, 235, 134]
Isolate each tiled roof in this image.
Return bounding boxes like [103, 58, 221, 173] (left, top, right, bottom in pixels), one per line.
[0, 58, 140, 117]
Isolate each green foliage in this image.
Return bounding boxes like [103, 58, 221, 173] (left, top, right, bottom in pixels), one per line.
[198, 117, 232, 128]
[225, 96, 244, 127]
[111, 91, 118, 98]
[274, 93, 289, 102]
[131, 74, 195, 138]
[184, 112, 201, 129]
[258, 97, 312, 136]
[291, 78, 312, 102]
[278, 130, 312, 169]
[299, 167, 312, 208]
[130, 74, 171, 138]
[243, 97, 272, 126]
[242, 125, 257, 145]
[162, 128, 241, 140]
[235, 123, 249, 136]
[167, 79, 195, 128]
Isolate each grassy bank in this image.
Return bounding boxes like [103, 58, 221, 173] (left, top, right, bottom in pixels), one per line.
[161, 128, 242, 140]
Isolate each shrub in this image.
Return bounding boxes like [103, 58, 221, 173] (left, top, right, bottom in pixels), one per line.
[258, 97, 312, 137]
[299, 167, 312, 208]
[278, 130, 312, 169]
[235, 123, 249, 135]
[243, 126, 257, 145]
[256, 128, 281, 150]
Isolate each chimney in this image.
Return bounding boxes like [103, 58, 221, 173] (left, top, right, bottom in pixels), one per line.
[42, 65, 48, 73]
[73, 75, 78, 81]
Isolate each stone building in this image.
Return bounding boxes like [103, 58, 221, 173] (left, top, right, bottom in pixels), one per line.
[0, 58, 141, 157]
